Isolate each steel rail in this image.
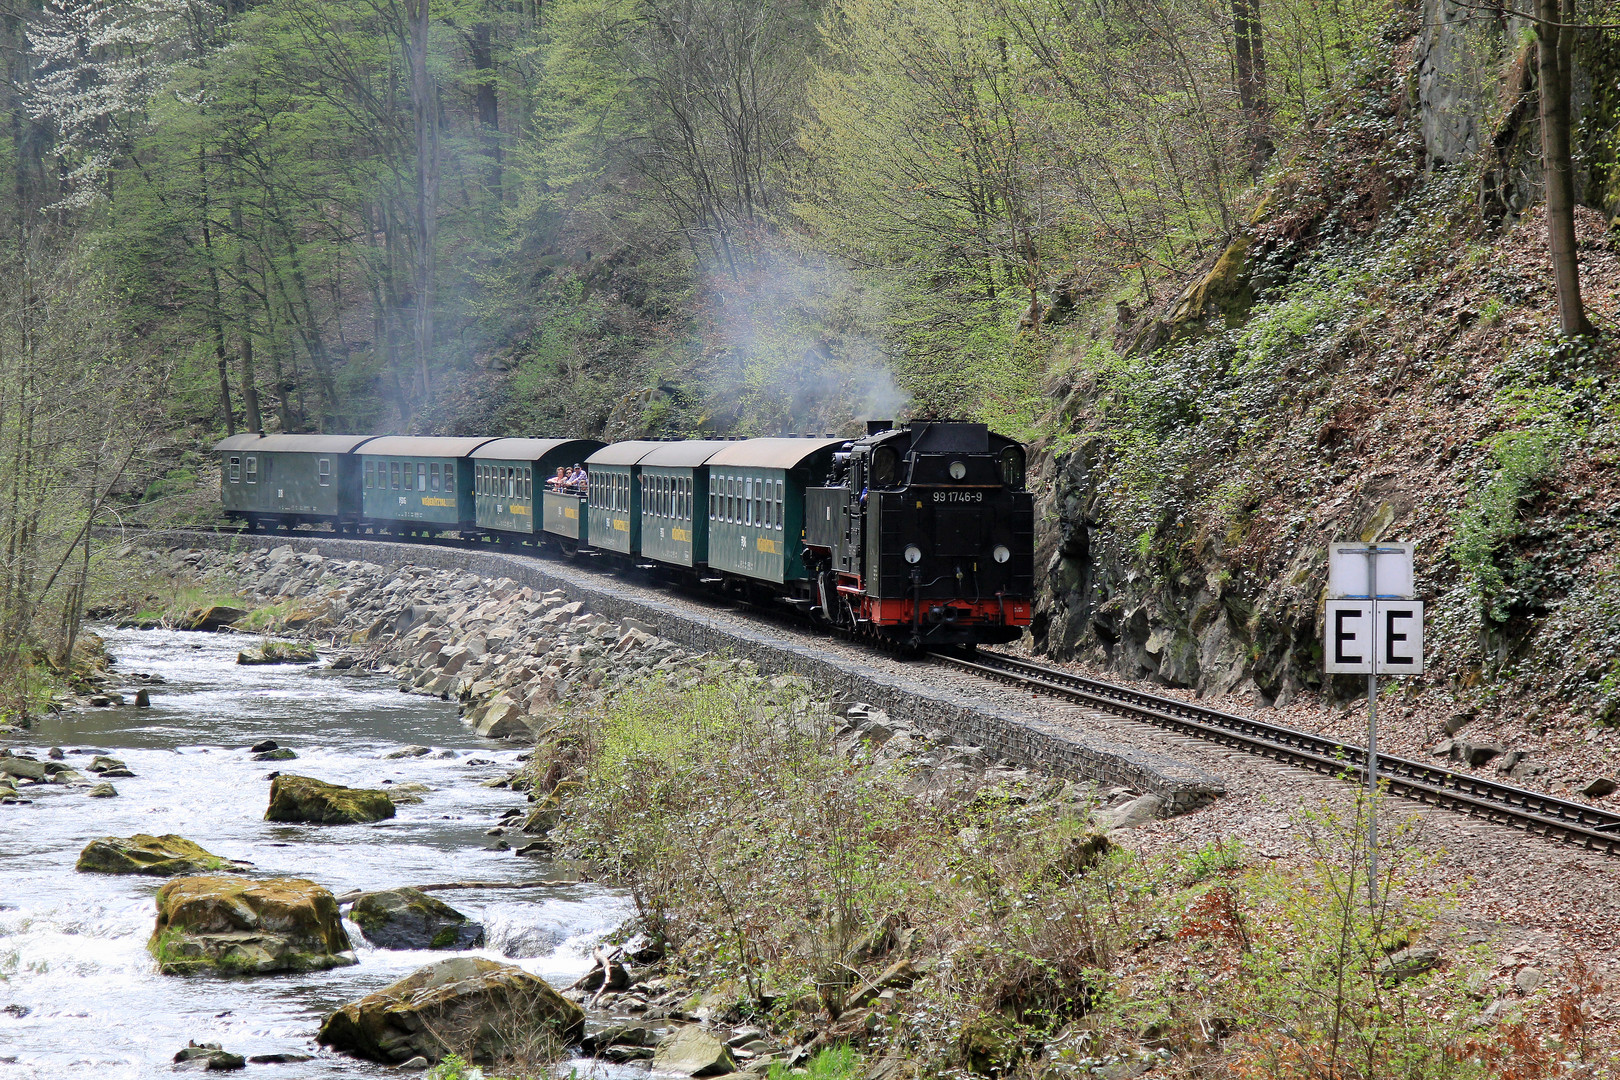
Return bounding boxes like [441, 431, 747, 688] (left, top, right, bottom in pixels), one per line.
[931, 649, 1620, 856]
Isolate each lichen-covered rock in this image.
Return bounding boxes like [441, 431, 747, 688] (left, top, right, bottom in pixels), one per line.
[77, 834, 248, 876]
[149, 875, 356, 975]
[348, 888, 485, 950]
[317, 956, 584, 1065]
[265, 775, 395, 824]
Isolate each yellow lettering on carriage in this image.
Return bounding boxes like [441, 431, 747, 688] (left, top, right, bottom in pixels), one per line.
[672, 528, 691, 543]
[756, 537, 778, 555]
[613, 518, 629, 532]
[421, 497, 455, 508]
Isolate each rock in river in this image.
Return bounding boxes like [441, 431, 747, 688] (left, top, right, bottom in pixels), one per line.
[265, 774, 395, 824]
[77, 834, 249, 876]
[149, 875, 357, 975]
[237, 641, 318, 665]
[348, 888, 485, 950]
[318, 956, 584, 1065]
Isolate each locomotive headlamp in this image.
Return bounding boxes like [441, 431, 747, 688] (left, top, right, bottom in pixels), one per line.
[949, 460, 967, 480]
[993, 545, 1011, 564]
[904, 544, 923, 564]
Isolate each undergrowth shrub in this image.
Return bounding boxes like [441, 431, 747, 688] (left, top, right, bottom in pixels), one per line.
[547, 672, 1521, 1076]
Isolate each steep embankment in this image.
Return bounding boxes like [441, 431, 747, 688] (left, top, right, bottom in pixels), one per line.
[1031, 8, 1620, 798]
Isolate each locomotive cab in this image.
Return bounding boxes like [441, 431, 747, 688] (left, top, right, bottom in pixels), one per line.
[804, 421, 1034, 647]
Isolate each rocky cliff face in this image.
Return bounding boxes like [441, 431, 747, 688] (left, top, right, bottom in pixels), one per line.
[1029, 18, 1620, 707]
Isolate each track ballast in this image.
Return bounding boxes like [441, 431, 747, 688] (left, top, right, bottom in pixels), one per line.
[932, 649, 1620, 857]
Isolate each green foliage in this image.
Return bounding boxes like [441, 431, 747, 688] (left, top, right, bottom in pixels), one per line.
[1450, 336, 1603, 622]
[768, 1044, 861, 1080]
[1231, 796, 1484, 1079]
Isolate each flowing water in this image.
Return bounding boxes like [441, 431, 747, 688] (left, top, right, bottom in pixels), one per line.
[0, 626, 631, 1078]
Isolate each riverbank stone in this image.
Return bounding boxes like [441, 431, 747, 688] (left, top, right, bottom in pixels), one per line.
[265, 774, 395, 824]
[179, 605, 248, 631]
[348, 888, 485, 950]
[77, 834, 248, 876]
[652, 1026, 738, 1076]
[317, 956, 585, 1065]
[149, 875, 356, 975]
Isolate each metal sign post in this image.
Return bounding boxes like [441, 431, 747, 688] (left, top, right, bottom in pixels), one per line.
[1325, 542, 1422, 906]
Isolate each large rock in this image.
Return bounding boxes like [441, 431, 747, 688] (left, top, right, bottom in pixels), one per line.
[266, 775, 395, 824]
[149, 875, 356, 975]
[473, 695, 531, 739]
[179, 605, 248, 631]
[349, 888, 485, 950]
[77, 834, 248, 876]
[652, 1026, 737, 1077]
[238, 642, 318, 665]
[317, 956, 584, 1065]
[0, 755, 46, 781]
[1095, 794, 1165, 831]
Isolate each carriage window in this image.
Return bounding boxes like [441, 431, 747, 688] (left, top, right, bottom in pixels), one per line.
[523, 468, 531, 500]
[776, 481, 784, 530]
[228, 457, 241, 483]
[754, 483, 763, 529]
[244, 456, 257, 484]
[708, 488, 716, 521]
[390, 462, 400, 489]
[743, 478, 753, 526]
[317, 458, 331, 487]
[413, 463, 423, 491]
[364, 461, 374, 489]
[661, 476, 669, 517]
[429, 463, 440, 492]
[729, 477, 738, 523]
[764, 482, 773, 529]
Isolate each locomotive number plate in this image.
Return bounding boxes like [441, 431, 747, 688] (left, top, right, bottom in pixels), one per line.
[933, 491, 984, 502]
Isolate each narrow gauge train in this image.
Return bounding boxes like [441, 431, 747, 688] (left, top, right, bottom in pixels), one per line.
[213, 421, 1034, 647]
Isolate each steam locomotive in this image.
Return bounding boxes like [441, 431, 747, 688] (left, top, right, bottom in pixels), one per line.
[214, 420, 1033, 647]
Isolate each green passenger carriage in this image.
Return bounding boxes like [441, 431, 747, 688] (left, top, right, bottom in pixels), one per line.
[584, 441, 661, 555]
[471, 438, 603, 539]
[705, 438, 846, 584]
[635, 441, 730, 568]
[359, 436, 496, 533]
[215, 433, 374, 529]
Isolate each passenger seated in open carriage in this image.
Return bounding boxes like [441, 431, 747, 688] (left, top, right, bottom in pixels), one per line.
[547, 467, 568, 492]
[567, 466, 588, 493]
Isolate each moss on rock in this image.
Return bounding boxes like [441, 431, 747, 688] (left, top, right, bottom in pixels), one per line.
[318, 956, 584, 1065]
[348, 888, 484, 950]
[149, 875, 356, 975]
[265, 774, 395, 824]
[77, 833, 248, 876]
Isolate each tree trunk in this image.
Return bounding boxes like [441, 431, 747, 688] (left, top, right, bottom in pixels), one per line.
[408, 0, 439, 399]
[1536, 0, 1593, 337]
[199, 153, 235, 435]
[1232, 0, 1272, 179]
[472, 20, 502, 203]
[230, 198, 263, 433]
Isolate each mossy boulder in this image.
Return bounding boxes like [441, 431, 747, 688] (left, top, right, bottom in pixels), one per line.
[317, 956, 585, 1065]
[149, 875, 356, 975]
[265, 775, 395, 824]
[77, 834, 249, 876]
[1166, 236, 1254, 337]
[238, 641, 318, 665]
[348, 888, 485, 950]
[179, 605, 248, 631]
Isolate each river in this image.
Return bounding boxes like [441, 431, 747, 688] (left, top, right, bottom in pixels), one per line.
[0, 626, 631, 1078]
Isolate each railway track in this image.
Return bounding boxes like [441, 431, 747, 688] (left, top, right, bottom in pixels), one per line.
[932, 649, 1620, 857]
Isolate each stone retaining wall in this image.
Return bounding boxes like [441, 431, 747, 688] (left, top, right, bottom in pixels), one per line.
[124, 529, 1224, 810]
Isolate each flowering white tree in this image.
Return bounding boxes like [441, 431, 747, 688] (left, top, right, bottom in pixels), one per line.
[26, 0, 212, 207]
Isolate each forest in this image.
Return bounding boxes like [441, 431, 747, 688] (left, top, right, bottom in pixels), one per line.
[1, 0, 1618, 713]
